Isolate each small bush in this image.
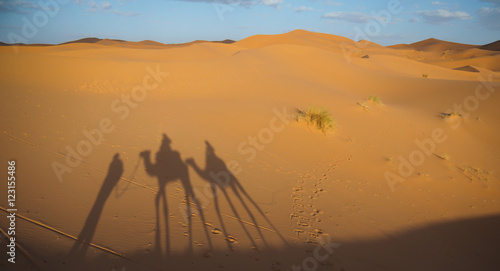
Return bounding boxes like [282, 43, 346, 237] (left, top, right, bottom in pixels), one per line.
[422, 73, 429, 78]
[368, 95, 383, 105]
[356, 101, 370, 111]
[298, 106, 335, 134]
[440, 112, 461, 119]
[436, 153, 450, 162]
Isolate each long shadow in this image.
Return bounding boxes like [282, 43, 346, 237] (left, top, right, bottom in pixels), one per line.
[186, 140, 288, 250]
[56, 214, 500, 271]
[69, 153, 123, 259]
[139, 134, 212, 256]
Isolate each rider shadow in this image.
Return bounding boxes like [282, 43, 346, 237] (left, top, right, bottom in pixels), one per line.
[140, 134, 212, 256]
[186, 140, 288, 250]
[70, 153, 123, 259]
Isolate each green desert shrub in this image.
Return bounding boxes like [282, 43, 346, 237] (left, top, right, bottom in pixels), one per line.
[298, 106, 335, 134]
[368, 95, 383, 105]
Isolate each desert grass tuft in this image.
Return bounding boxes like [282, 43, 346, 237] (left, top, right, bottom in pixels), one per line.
[368, 95, 383, 105]
[435, 153, 451, 162]
[297, 106, 335, 134]
[356, 101, 370, 111]
[440, 112, 461, 119]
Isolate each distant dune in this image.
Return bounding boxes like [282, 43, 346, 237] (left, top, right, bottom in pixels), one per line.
[2, 30, 496, 71]
[479, 40, 500, 51]
[387, 37, 500, 72]
[389, 37, 477, 51]
[60, 37, 122, 44]
[2, 37, 235, 50]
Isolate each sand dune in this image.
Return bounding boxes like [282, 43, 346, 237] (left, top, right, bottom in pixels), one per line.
[3, 37, 236, 51]
[479, 40, 500, 51]
[389, 37, 477, 52]
[388, 37, 500, 72]
[1, 30, 499, 271]
[235, 29, 357, 54]
[61, 37, 122, 44]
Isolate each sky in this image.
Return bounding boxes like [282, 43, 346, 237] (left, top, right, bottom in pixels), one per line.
[0, 0, 499, 46]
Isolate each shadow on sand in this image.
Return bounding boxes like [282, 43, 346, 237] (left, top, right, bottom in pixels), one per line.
[55, 214, 500, 271]
[68, 134, 288, 264]
[64, 136, 500, 271]
[139, 134, 212, 256]
[69, 153, 123, 260]
[186, 140, 288, 250]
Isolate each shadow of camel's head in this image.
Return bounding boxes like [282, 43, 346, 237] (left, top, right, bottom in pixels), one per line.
[205, 140, 214, 154]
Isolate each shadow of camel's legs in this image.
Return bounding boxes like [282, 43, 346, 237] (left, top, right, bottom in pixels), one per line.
[230, 184, 269, 248]
[233, 181, 289, 246]
[211, 184, 234, 251]
[182, 180, 214, 251]
[220, 189, 258, 249]
[161, 190, 170, 256]
[183, 192, 194, 254]
[154, 190, 163, 256]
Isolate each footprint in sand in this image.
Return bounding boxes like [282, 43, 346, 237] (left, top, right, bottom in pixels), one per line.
[211, 228, 222, 234]
[314, 228, 323, 234]
[297, 222, 310, 227]
[309, 232, 319, 238]
[225, 236, 238, 243]
[294, 229, 305, 236]
[291, 167, 332, 246]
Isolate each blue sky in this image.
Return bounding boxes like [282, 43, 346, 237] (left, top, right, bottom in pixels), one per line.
[0, 0, 499, 46]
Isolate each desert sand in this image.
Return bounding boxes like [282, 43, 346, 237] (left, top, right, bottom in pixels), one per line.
[1, 29, 499, 271]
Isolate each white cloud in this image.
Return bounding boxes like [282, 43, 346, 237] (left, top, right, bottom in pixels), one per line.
[101, 1, 112, 9]
[0, 0, 44, 13]
[113, 10, 139, 16]
[414, 9, 472, 24]
[294, 6, 313, 12]
[322, 11, 374, 23]
[478, 6, 500, 30]
[431, 1, 448, 6]
[323, 0, 342, 6]
[85, 0, 139, 16]
[261, 0, 283, 6]
[172, 0, 283, 7]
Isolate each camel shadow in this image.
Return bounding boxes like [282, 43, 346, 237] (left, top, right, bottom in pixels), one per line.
[69, 153, 123, 260]
[139, 134, 212, 256]
[186, 140, 288, 250]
